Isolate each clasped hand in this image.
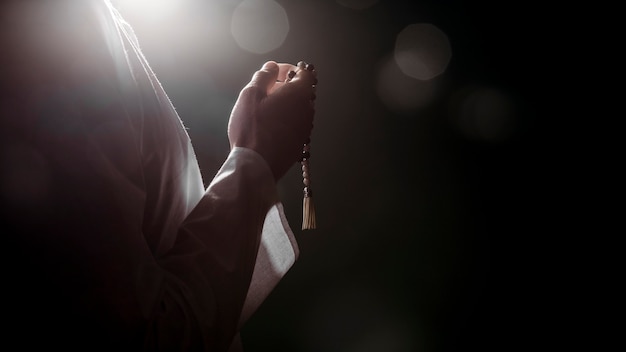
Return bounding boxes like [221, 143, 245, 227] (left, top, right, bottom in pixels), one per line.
[228, 61, 317, 181]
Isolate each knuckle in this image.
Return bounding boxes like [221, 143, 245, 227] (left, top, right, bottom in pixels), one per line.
[241, 85, 262, 98]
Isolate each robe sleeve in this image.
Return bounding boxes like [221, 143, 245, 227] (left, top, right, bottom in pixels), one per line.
[153, 147, 298, 351]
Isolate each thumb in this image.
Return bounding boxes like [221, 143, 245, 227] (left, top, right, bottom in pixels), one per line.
[248, 61, 279, 95]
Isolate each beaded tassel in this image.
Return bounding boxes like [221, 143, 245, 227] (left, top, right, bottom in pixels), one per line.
[288, 61, 317, 230]
[302, 61, 317, 230]
[301, 141, 316, 230]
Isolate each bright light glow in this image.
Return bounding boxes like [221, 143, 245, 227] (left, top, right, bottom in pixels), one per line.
[112, 0, 183, 22]
[394, 23, 452, 80]
[231, 0, 289, 54]
[336, 0, 379, 10]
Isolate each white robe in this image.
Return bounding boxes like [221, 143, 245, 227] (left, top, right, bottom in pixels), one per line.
[0, 0, 297, 350]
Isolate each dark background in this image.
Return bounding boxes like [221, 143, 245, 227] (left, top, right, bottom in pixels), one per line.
[117, 0, 560, 350]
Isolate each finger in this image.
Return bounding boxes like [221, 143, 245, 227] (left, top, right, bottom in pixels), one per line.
[248, 61, 279, 95]
[276, 63, 297, 82]
[268, 63, 296, 95]
[285, 71, 318, 102]
[290, 68, 318, 87]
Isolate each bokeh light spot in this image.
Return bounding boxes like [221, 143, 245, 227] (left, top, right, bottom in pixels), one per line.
[450, 86, 516, 143]
[394, 23, 452, 80]
[231, 0, 289, 54]
[301, 286, 423, 352]
[0, 143, 49, 207]
[377, 55, 439, 114]
[336, 0, 379, 10]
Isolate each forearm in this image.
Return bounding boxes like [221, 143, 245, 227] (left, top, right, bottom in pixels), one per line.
[150, 147, 280, 350]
